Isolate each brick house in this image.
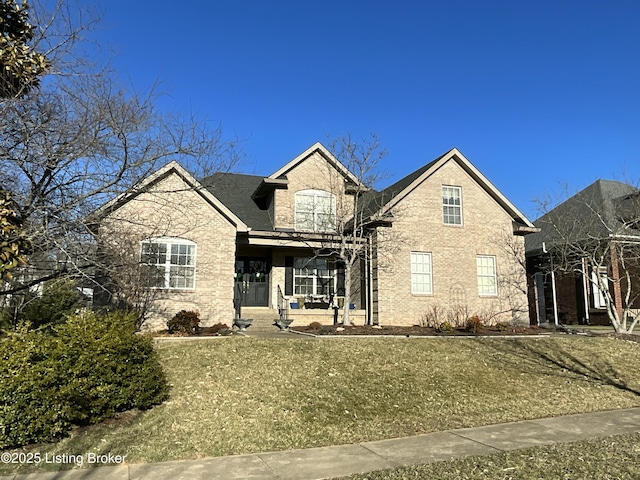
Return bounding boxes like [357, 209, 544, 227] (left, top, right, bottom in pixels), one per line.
[525, 180, 640, 326]
[98, 143, 535, 330]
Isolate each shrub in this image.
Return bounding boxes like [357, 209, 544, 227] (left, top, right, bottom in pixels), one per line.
[466, 315, 484, 333]
[308, 321, 323, 330]
[209, 322, 230, 334]
[437, 321, 453, 333]
[419, 305, 442, 328]
[0, 311, 169, 448]
[167, 310, 200, 334]
[0, 279, 84, 330]
[0, 328, 71, 447]
[495, 321, 509, 331]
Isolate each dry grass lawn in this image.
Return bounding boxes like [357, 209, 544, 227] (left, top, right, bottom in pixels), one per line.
[3, 335, 640, 474]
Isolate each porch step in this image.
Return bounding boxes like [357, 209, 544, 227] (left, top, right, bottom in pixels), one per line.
[236, 308, 281, 332]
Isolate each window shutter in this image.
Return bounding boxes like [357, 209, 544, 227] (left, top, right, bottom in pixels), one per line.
[285, 256, 293, 296]
[336, 262, 345, 296]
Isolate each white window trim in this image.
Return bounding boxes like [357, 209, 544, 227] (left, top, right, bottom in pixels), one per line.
[476, 255, 497, 296]
[293, 257, 336, 297]
[294, 189, 337, 232]
[140, 237, 197, 290]
[442, 185, 463, 226]
[410, 251, 433, 295]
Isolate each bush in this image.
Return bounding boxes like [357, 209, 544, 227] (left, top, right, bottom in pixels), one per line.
[308, 321, 322, 330]
[437, 321, 453, 333]
[0, 328, 72, 447]
[167, 310, 200, 334]
[0, 279, 84, 330]
[0, 311, 169, 448]
[466, 315, 484, 333]
[495, 321, 509, 331]
[209, 322, 230, 334]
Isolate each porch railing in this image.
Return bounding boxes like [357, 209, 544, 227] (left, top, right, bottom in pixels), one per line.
[277, 285, 287, 322]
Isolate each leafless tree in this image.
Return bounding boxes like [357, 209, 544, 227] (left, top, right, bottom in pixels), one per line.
[290, 133, 392, 326]
[0, 1, 240, 316]
[532, 181, 640, 333]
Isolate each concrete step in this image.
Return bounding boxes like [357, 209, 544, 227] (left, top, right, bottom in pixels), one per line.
[235, 308, 281, 332]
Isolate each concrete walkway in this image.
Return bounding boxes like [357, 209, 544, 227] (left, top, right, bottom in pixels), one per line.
[3, 407, 640, 480]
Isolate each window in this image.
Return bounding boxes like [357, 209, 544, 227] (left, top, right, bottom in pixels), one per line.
[476, 255, 497, 296]
[295, 189, 336, 232]
[411, 252, 433, 294]
[294, 257, 335, 296]
[591, 268, 608, 309]
[141, 238, 196, 289]
[442, 186, 462, 225]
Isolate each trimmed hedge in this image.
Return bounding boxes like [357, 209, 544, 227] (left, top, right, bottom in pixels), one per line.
[0, 311, 169, 448]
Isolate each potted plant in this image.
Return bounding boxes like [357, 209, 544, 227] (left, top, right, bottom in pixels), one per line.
[274, 317, 294, 331]
[233, 317, 253, 332]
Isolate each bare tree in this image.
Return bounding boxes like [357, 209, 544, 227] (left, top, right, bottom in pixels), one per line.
[530, 180, 640, 333]
[289, 133, 390, 326]
[489, 230, 531, 323]
[0, 1, 240, 315]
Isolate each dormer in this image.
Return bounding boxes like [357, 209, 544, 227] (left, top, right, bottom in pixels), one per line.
[250, 142, 364, 231]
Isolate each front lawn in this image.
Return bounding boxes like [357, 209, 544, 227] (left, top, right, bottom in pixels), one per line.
[3, 336, 640, 474]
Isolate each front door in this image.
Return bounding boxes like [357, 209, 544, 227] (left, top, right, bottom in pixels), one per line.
[234, 257, 269, 307]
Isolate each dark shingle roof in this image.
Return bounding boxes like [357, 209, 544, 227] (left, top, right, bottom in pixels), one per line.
[525, 179, 640, 254]
[361, 153, 447, 218]
[201, 172, 273, 231]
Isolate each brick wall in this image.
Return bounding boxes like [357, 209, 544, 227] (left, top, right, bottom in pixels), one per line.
[101, 171, 237, 330]
[273, 151, 354, 230]
[374, 160, 528, 326]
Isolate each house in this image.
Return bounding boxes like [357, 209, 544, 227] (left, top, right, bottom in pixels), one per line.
[525, 180, 640, 326]
[97, 143, 535, 330]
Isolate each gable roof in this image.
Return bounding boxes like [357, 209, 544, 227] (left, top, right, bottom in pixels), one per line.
[525, 179, 640, 254]
[365, 148, 535, 230]
[96, 161, 249, 232]
[268, 142, 363, 186]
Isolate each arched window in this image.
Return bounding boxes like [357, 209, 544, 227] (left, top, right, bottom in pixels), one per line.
[140, 238, 196, 289]
[295, 189, 336, 232]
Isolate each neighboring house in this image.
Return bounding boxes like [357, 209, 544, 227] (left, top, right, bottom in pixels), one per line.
[97, 143, 535, 330]
[525, 180, 640, 326]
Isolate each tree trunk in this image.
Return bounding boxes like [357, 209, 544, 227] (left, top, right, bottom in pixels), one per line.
[342, 262, 351, 326]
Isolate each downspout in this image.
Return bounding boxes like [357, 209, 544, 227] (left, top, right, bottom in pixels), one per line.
[367, 234, 373, 325]
[542, 242, 559, 326]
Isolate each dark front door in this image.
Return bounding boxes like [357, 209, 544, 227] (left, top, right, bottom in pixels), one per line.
[234, 258, 269, 307]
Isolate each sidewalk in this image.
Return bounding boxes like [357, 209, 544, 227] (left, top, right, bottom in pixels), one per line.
[4, 407, 640, 480]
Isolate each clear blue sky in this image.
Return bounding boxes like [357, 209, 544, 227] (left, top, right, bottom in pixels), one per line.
[88, 1, 640, 218]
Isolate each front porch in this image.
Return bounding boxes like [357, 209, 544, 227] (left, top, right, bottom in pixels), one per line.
[234, 242, 369, 326]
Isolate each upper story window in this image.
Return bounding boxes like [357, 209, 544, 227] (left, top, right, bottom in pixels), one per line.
[476, 255, 497, 296]
[295, 189, 336, 232]
[442, 185, 462, 225]
[141, 238, 196, 289]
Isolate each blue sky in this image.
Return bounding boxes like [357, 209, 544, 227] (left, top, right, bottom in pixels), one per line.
[86, 1, 640, 218]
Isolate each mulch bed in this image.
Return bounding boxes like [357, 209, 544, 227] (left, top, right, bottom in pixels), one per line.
[152, 325, 233, 337]
[291, 324, 551, 336]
